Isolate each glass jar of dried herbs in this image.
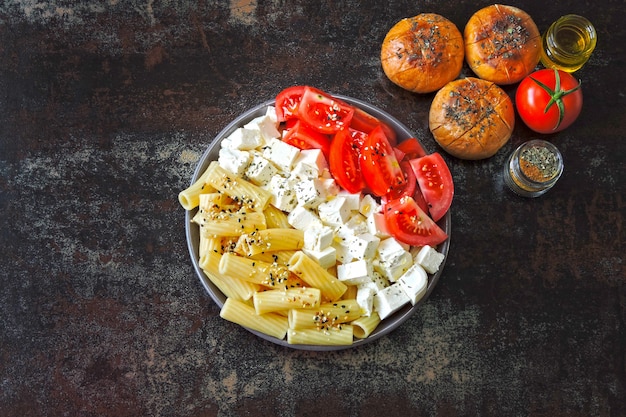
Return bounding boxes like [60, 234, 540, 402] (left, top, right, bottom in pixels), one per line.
[504, 140, 564, 197]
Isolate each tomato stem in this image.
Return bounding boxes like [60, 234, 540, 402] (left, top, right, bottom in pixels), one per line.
[530, 69, 582, 130]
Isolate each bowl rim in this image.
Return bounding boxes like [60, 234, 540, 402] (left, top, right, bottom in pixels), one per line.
[184, 95, 451, 351]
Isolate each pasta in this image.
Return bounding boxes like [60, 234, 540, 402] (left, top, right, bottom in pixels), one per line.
[218, 252, 306, 290]
[235, 228, 304, 257]
[352, 312, 382, 339]
[263, 204, 291, 229]
[178, 166, 218, 210]
[253, 287, 321, 315]
[287, 251, 348, 302]
[288, 299, 363, 330]
[199, 252, 260, 301]
[287, 325, 354, 346]
[202, 161, 272, 211]
[220, 298, 289, 340]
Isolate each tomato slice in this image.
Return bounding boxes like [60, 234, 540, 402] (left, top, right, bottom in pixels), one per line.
[329, 128, 366, 194]
[348, 128, 368, 148]
[382, 161, 429, 214]
[359, 125, 405, 197]
[396, 137, 427, 160]
[409, 152, 454, 222]
[283, 120, 332, 158]
[385, 161, 416, 201]
[384, 196, 448, 246]
[297, 86, 355, 134]
[275, 86, 304, 122]
[350, 107, 397, 146]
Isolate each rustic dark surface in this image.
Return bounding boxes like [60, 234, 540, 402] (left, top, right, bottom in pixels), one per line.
[1, 0, 624, 416]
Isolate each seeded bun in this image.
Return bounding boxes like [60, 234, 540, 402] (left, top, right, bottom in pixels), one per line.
[464, 4, 541, 85]
[429, 77, 515, 160]
[381, 13, 464, 93]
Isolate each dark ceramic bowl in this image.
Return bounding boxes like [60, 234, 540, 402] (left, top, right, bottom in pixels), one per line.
[185, 95, 451, 351]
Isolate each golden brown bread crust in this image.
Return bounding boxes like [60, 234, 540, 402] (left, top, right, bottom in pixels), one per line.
[381, 13, 464, 93]
[464, 4, 541, 85]
[429, 77, 515, 160]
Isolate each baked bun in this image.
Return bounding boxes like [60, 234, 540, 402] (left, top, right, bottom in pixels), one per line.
[429, 77, 514, 160]
[381, 13, 464, 93]
[464, 4, 541, 85]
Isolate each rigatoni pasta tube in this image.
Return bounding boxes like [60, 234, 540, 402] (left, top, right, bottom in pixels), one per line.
[253, 288, 321, 315]
[199, 252, 260, 301]
[203, 162, 271, 211]
[219, 253, 288, 286]
[287, 325, 354, 346]
[197, 252, 240, 301]
[219, 252, 307, 290]
[220, 298, 289, 340]
[263, 204, 291, 229]
[178, 162, 218, 210]
[288, 251, 347, 302]
[236, 228, 304, 257]
[352, 312, 382, 339]
[250, 250, 297, 266]
[197, 210, 267, 238]
[288, 300, 363, 330]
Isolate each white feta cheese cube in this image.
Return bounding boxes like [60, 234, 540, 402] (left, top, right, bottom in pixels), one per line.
[337, 190, 362, 211]
[397, 264, 428, 305]
[349, 233, 380, 260]
[366, 212, 390, 238]
[337, 259, 373, 285]
[317, 178, 339, 198]
[304, 225, 334, 251]
[374, 238, 413, 282]
[266, 175, 297, 212]
[356, 286, 375, 317]
[293, 178, 335, 209]
[303, 246, 336, 269]
[217, 147, 251, 177]
[265, 106, 278, 124]
[318, 197, 350, 227]
[373, 283, 411, 320]
[245, 154, 278, 186]
[290, 162, 318, 180]
[261, 138, 300, 172]
[287, 206, 323, 231]
[359, 194, 381, 217]
[415, 245, 445, 274]
[228, 127, 264, 150]
[358, 270, 390, 293]
[291, 149, 328, 179]
[335, 214, 369, 243]
[220, 137, 234, 149]
[244, 115, 281, 142]
[332, 241, 354, 264]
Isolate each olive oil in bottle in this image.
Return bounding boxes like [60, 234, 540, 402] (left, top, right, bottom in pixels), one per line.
[540, 14, 597, 72]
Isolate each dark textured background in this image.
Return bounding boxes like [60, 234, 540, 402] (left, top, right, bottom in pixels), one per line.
[1, 1, 624, 416]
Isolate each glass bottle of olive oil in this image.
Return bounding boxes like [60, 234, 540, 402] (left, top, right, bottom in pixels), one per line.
[540, 14, 597, 72]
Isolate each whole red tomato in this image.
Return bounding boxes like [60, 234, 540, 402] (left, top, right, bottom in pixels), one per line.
[515, 69, 583, 134]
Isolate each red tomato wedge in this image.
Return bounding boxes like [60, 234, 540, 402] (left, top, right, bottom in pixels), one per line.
[384, 196, 448, 246]
[359, 125, 405, 197]
[275, 86, 304, 122]
[350, 106, 397, 146]
[297, 86, 355, 134]
[348, 128, 368, 148]
[409, 153, 453, 222]
[396, 137, 427, 160]
[382, 160, 430, 215]
[385, 161, 416, 201]
[283, 120, 332, 158]
[329, 128, 365, 194]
